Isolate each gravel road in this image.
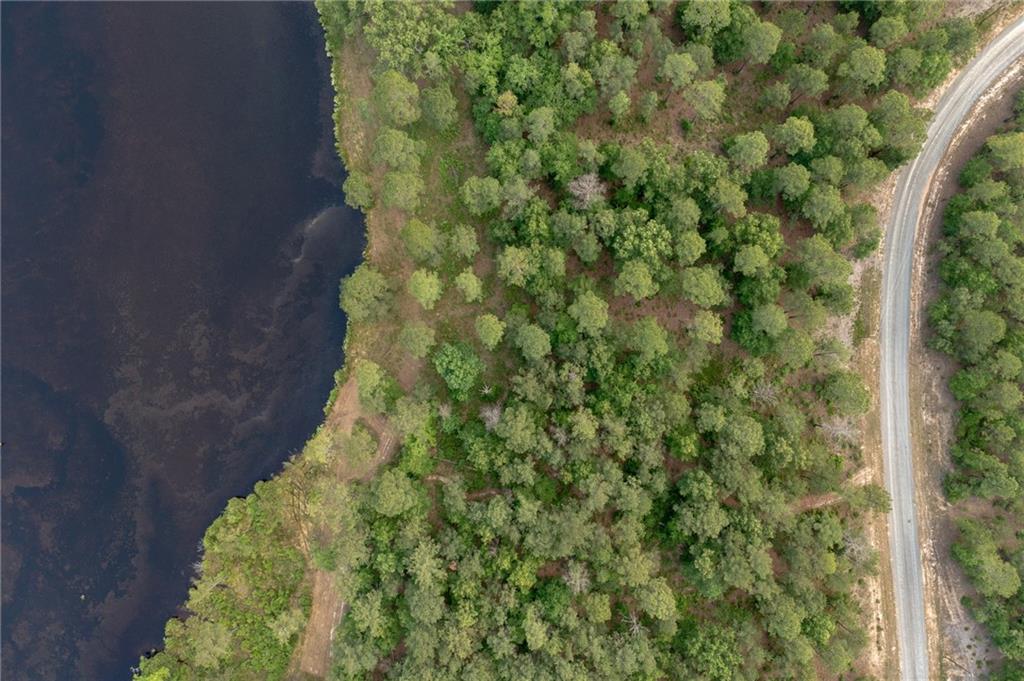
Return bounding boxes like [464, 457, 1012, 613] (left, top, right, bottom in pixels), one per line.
[880, 16, 1024, 680]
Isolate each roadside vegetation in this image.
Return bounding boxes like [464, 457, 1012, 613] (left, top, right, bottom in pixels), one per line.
[929, 90, 1024, 680]
[134, 1, 983, 680]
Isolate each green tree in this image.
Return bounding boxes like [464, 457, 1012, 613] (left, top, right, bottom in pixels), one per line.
[741, 20, 782, 68]
[676, 230, 706, 266]
[382, 171, 424, 211]
[375, 470, 417, 517]
[958, 309, 1006, 362]
[340, 264, 391, 322]
[614, 259, 659, 300]
[460, 176, 502, 215]
[953, 520, 1022, 599]
[355, 359, 391, 414]
[475, 313, 506, 350]
[454, 268, 482, 303]
[751, 303, 788, 338]
[343, 171, 374, 211]
[734, 244, 770, 277]
[399, 321, 436, 359]
[516, 323, 551, 361]
[447, 224, 479, 261]
[373, 127, 422, 171]
[628, 317, 670, 363]
[759, 81, 791, 112]
[568, 289, 610, 334]
[786, 64, 829, 102]
[821, 371, 870, 416]
[838, 45, 887, 94]
[422, 83, 457, 131]
[870, 90, 927, 167]
[774, 162, 811, 201]
[772, 116, 816, 156]
[609, 90, 632, 127]
[678, 0, 732, 39]
[691, 309, 724, 344]
[374, 69, 420, 127]
[660, 52, 698, 90]
[686, 80, 726, 120]
[525, 107, 556, 144]
[680, 266, 726, 308]
[987, 132, 1024, 171]
[401, 218, 442, 264]
[727, 131, 770, 171]
[870, 16, 908, 50]
[712, 177, 747, 218]
[612, 146, 649, 190]
[408, 269, 443, 310]
[433, 343, 482, 401]
[802, 184, 846, 231]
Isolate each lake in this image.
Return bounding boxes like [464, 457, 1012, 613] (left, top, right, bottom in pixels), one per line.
[1, 3, 364, 679]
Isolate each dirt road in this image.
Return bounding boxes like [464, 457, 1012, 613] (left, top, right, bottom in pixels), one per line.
[880, 16, 1024, 680]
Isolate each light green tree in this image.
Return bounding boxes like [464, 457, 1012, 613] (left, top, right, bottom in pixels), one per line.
[408, 269, 443, 310]
[568, 290, 609, 334]
[475, 313, 506, 350]
[454, 268, 483, 303]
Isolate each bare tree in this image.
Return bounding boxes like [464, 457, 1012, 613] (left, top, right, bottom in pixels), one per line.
[480, 403, 502, 431]
[568, 172, 606, 210]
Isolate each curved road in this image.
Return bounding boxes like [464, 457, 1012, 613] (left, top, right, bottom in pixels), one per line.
[881, 15, 1024, 680]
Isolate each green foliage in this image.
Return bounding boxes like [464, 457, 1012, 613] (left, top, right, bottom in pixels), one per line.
[454, 268, 483, 303]
[381, 171, 425, 211]
[432, 342, 482, 401]
[400, 218, 442, 264]
[407, 269, 443, 310]
[820, 371, 870, 416]
[567, 289, 609, 334]
[987, 132, 1024, 172]
[660, 52, 698, 90]
[399, 321, 436, 359]
[772, 116, 816, 156]
[615, 259, 660, 300]
[374, 69, 421, 127]
[953, 520, 1021, 599]
[373, 127, 422, 172]
[727, 131, 769, 171]
[515, 323, 551, 361]
[340, 264, 391, 323]
[343, 171, 374, 210]
[422, 83, 458, 131]
[134, 477, 309, 680]
[474, 313, 506, 351]
[447, 223, 479, 261]
[460, 175, 502, 215]
[355, 359, 392, 414]
[685, 79, 726, 120]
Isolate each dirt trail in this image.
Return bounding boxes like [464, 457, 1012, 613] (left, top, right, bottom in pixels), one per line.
[291, 378, 399, 680]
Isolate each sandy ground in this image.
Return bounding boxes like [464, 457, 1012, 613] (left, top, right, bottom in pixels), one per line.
[908, 65, 1024, 680]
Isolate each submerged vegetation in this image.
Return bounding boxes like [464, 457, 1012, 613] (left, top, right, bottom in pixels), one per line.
[134, 1, 992, 680]
[930, 91, 1024, 679]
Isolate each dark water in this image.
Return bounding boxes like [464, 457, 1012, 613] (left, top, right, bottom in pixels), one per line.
[1, 3, 364, 679]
